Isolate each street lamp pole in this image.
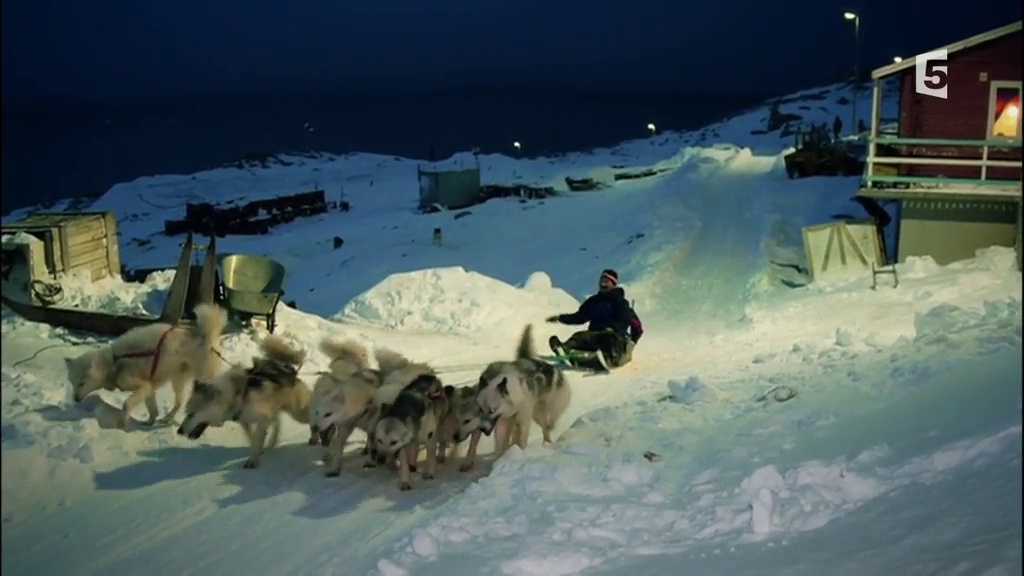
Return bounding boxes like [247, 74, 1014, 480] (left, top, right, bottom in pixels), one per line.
[845, 12, 860, 79]
[844, 11, 861, 136]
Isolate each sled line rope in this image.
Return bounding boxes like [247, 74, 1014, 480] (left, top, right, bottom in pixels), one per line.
[11, 343, 74, 368]
[9, 331, 98, 368]
[431, 362, 493, 375]
[211, 347, 335, 377]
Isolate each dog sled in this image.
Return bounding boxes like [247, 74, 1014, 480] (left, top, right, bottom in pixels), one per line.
[1, 233, 218, 337]
[216, 253, 287, 334]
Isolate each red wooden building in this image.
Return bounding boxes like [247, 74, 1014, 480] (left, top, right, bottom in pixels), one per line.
[858, 20, 1022, 268]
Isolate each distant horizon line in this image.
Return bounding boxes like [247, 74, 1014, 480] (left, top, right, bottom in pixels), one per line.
[1, 85, 783, 111]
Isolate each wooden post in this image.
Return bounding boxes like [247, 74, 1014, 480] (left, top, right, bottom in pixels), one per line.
[867, 79, 882, 180]
[1016, 197, 1022, 272]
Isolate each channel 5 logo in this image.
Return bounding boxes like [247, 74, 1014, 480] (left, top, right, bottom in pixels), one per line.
[915, 49, 949, 99]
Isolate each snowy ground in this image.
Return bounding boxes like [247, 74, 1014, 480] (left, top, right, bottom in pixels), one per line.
[2, 81, 1021, 576]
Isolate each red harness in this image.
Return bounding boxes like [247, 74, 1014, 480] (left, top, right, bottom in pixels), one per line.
[112, 328, 175, 379]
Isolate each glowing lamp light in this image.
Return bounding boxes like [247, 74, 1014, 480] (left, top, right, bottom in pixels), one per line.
[646, 123, 657, 134]
[513, 141, 522, 150]
[1008, 104, 1019, 118]
[844, 11, 857, 20]
[893, 56, 903, 63]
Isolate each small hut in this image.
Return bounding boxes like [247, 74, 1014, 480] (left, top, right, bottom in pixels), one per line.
[417, 155, 482, 211]
[1, 211, 122, 304]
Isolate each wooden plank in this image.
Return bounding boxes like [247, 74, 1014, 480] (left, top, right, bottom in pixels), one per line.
[1, 221, 58, 235]
[866, 175, 1023, 187]
[103, 212, 122, 277]
[874, 136, 1022, 148]
[64, 216, 107, 239]
[67, 240, 109, 269]
[63, 214, 105, 231]
[5, 215, 61, 228]
[69, 237, 107, 256]
[68, 251, 108, 272]
[58, 221, 72, 273]
[65, 224, 109, 246]
[88, 261, 110, 281]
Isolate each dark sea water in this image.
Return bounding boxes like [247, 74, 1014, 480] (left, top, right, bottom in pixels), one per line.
[1, 89, 765, 214]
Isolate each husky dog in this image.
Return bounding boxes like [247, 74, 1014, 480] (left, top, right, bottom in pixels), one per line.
[371, 373, 448, 490]
[475, 324, 572, 460]
[177, 334, 312, 468]
[65, 303, 228, 430]
[321, 337, 372, 378]
[435, 385, 478, 464]
[312, 344, 439, 475]
[359, 354, 439, 467]
[312, 370, 381, 476]
[441, 362, 529, 472]
[435, 384, 517, 471]
[308, 337, 375, 446]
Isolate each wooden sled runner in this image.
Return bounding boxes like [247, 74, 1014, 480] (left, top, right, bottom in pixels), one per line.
[1, 233, 219, 337]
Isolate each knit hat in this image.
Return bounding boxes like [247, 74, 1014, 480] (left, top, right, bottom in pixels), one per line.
[600, 269, 619, 285]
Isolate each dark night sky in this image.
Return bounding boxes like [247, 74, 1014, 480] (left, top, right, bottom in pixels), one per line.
[2, 0, 1021, 105]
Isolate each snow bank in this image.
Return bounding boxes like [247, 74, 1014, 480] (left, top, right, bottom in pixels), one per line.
[2, 269, 173, 325]
[376, 419, 1021, 575]
[336, 267, 579, 335]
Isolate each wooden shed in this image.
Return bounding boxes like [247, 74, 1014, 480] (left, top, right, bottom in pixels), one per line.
[417, 156, 482, 211]
[1, 211, 122, 282]
[857, 20, 1023, 268]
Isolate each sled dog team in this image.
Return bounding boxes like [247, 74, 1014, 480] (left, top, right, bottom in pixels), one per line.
[63, 303, 572, 491]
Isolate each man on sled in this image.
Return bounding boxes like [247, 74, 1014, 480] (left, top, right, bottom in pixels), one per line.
[545, 269, 644, 372]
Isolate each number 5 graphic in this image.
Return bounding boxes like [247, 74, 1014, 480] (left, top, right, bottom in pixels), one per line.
[915, 49, 949, 99]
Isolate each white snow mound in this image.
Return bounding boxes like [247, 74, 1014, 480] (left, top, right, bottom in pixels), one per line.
[336, 267, 580, 334]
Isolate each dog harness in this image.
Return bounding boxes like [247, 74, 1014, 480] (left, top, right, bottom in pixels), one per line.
[427, 388, 448, 413]
[112, 327, 175, 379]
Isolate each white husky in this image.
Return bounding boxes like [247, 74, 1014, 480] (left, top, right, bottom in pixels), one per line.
[65, 303, 228, 430]
[307, 337, 375, 446]
[475, 324, 572, 460]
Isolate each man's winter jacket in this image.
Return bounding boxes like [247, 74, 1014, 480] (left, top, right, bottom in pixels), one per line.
[553, 287, 644, 343]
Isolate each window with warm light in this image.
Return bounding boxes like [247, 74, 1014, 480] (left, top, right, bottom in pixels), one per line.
[987, 81, 1022, 140]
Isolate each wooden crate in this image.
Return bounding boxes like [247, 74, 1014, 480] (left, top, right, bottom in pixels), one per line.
[0, 211, 122, 281]
[802, 219, 885, 283]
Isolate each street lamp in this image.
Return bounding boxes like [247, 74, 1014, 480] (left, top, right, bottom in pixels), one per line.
[513, 141, 522, 156]
[646, 123, 657, 135]
[844, 11, 861, 136]
[893, 56, 903, 63]
[843, 12, 860, 80]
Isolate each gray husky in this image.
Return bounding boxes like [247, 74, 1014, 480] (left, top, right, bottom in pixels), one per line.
[371, 373, 448, 490]
[475, 324, 572, 462]
[438, 384, 522, 472]
[308, 337, 376, 446]
[177, 335, 311, 468]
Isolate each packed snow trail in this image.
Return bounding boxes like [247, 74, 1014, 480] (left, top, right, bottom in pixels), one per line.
[628, 152, 778, 361]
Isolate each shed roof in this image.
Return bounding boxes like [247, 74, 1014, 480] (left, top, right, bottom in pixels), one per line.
[871, 20, 1022, 80]
[420, 153, 480, 173]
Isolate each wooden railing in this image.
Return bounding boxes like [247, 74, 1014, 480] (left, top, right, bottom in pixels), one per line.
[864, 137, 1022, 194]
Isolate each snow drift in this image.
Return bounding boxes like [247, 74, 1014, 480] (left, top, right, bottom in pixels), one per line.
[336, 267, 580, 335]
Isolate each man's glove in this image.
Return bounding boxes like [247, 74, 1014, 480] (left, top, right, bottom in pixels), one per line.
[545, 315, 561, 323]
